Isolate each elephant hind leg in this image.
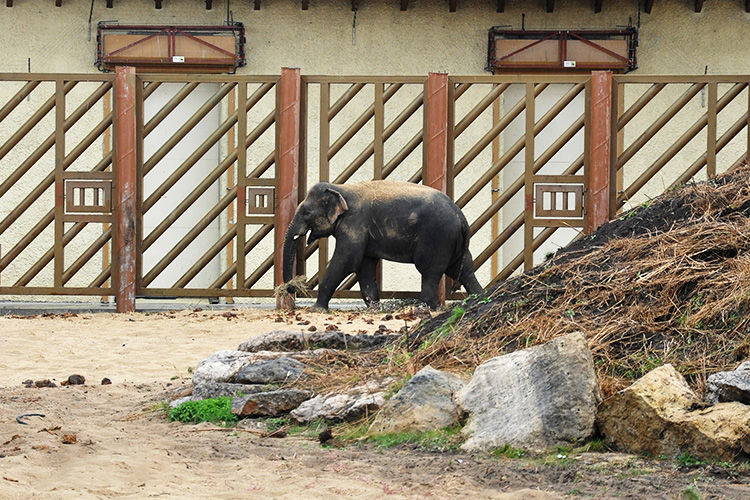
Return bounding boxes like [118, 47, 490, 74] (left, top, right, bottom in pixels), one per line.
[446, 252, 483, 296]
[358, 256, 380, 307]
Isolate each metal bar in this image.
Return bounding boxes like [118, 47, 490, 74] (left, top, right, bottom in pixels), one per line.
[619, 82, 746, 204]
[0, 80, 40, 123]
[143, 82, 234, 175]
[141, 109, 273, 250]
[707, 82, 717, 178]
[142, 188, 235, 287]
[62, 227, 112, 284]
[588, 71, 612, 234]
[211, 224, 271, 289]
[0, 80, 75, 165]
[455, 83, 549, 176]
[143, 81, 199, 136]
[454, 83, 509, 138]
[54, 80, 65, 289]
[617, 83, 705, 168]
[276, 67, 300, 308]
[523, 82, 535, 271]
[236, 81, 248, 291]
[328, 82, 366, 121]
[115, 67, 138, 313]
[374, 83, 384, 179]
[617, 82, 665, 129]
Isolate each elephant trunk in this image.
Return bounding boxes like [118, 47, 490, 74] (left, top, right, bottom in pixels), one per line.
[282, 214, 306, 293]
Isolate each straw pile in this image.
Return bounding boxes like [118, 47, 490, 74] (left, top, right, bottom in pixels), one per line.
[408, 163, 750, 398]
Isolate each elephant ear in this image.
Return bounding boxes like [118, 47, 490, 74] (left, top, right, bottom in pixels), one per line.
[324, 188, 349, 225]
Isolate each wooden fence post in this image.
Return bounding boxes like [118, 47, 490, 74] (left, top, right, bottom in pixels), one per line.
[115, 66, 137, 313]
[588, 70, 613, 234]
[275, 67, 301, 309]
[425, 72, 449, 305]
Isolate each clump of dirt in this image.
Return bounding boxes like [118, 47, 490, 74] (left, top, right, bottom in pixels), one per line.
[408, 163, 750, 398]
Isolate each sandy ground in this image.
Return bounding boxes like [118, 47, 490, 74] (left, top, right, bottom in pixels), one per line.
[1, 307, 749, 500]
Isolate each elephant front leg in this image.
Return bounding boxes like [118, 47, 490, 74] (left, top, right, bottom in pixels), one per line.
[315, 245, 361, 311]
[357, 256, 380, 308]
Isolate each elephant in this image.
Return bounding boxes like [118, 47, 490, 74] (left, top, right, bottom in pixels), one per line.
[282, 180, 483, 310]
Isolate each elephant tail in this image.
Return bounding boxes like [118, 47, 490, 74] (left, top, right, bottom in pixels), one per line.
[449, 216, 472, 294]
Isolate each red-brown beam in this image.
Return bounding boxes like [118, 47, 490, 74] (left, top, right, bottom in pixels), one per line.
[206, 0, 213, 9]
[275, 68, 301, 309]
[588, 71, 613, 234]
[497, 0, 505, 12]
[155, 0, 162, 8]
[546, 0, 554, 13]
[425, 72, 449, 305]
[115, 67, 137, 313]
[106, 0, 113, 7]
[695, 0, 703, 12]
[401, 0, 408, 11]
[254, 0, 260, 10]
[644, 0, 654, 13]
[450, 0, 457, 12]
[594, 0, 603, 13]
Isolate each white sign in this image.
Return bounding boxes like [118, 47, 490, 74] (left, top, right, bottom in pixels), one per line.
[563, 60, 577, 68]
[172, 56, 185, 63]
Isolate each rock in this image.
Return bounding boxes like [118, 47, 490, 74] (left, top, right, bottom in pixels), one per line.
[238, 330, 399, 353]
[169, 396, 195, 409]
[597, 364, 750, 461]
[192, 382, 276, 400]
[193, 349, 327, 386]
[61, 374, 85, 386]
[291, 378, 396, 424]
[458, 332, 601, 452]
[367, 366, 465, 436]
[192, 350, 261, 386]
[232, 357, 305, 385]
[705, 361, 750, 405]
[231, 390, 313, 418]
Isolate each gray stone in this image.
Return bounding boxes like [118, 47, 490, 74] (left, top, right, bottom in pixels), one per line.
[238, 330, 399, 353]
[192, 350, 262, 386]
[169, 395, 195, 409]
[291, 378, 396, 424]
[367, 366, 465, 436]
[232, 357, 305, 385]
[598, 364, 750, 461]
[231, 389, 313, 417]
[192, 349, 327, 386]
[192, 382, 275, 400]
[458, 332, 601, 452]
[705, 361, 750, 405]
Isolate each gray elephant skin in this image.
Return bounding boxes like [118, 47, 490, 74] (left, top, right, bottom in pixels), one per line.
[282, 180, 483, 310]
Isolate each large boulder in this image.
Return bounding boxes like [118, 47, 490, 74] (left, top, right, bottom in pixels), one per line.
[238, 330, 399, 353]
[597, 364, 750, 461]
[458, 332, 601, 452]
[291, 378, 396, 424]
[705, 361, 750, 405]
[367, 366, 466, 436]
[192, 349, 326, 386]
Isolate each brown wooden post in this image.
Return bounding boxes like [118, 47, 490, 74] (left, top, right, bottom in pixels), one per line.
[275, 67, 301, 309]
[588, 71, 613, 234]
[115, 66, 137, 313]
[425, 72, 449, 305]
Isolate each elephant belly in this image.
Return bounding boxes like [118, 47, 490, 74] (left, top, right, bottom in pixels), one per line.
[364, 239, 415, 263]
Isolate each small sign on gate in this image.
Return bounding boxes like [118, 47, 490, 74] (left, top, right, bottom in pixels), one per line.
[246, 186, 275, 216]
[534, 183, 584, 219]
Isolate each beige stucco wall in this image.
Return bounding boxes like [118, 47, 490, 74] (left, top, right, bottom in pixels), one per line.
[1, 0, 748, 302]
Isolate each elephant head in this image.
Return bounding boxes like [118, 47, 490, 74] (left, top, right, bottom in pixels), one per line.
[282, 184, 349, 292]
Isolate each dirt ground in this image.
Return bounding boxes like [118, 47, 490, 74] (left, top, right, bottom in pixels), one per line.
[1, 308, 749, 500]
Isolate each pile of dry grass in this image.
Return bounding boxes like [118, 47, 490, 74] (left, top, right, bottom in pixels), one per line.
[408, 164, 750, 398]
[295, 165, 750, 399]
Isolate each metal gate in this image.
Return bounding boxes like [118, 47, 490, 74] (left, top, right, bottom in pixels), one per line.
[2, 69, 749, 310]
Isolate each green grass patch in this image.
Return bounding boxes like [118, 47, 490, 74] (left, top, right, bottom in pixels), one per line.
[492, 443, 527, 459]
[366, 424, 464, 452]
[168, 396, 238, 426]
